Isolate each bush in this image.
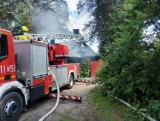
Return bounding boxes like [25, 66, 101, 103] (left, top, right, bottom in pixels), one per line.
[80, 60, 90, 78]
[96, 40, 160, 120]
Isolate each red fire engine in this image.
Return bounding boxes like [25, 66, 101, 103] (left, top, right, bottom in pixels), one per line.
[0, 28, 80, 121]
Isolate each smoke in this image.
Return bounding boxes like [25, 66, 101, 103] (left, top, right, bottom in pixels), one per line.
[62, 41, 98, 57]
[62, 41, 99, 63]
[32, 0, 71, 34]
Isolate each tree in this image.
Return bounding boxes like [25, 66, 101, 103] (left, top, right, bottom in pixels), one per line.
[78, 0, 122, 55]
[0, 0, 32, 29]
[0, 0, 63, 30]
[80, 0, 160, 119]
[78, 0, 160, 54]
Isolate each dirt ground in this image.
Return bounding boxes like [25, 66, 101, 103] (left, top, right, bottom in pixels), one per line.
[19, 82, 98, 121]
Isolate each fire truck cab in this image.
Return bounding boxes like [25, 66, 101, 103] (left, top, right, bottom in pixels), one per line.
[0, 28, 80, 121]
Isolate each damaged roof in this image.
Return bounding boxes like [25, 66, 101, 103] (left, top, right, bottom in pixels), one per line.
[61, 41, 99, 58]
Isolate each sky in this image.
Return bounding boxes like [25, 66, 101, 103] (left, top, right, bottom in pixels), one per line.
[65, 0, 99, 53]
[65, 0, 92, 34]
[65, 0, 79, 11]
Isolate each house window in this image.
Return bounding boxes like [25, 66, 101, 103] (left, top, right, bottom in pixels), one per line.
[0, 33, 8, 61]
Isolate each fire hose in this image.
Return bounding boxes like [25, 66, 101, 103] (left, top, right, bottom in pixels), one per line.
[39, 70, 60, 121]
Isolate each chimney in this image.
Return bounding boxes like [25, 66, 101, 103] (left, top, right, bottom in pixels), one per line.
[73, 29, 80, 34]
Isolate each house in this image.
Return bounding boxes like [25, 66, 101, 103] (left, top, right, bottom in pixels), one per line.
[62, 41, 99, 63]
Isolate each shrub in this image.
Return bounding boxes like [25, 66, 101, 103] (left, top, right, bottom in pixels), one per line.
[80, 60, 90, 78]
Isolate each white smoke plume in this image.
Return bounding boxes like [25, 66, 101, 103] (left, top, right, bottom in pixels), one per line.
[32, 0, 71, 34]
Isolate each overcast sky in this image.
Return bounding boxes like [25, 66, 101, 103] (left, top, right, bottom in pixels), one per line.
[65, 0, 92, 35]
[65, 0, 79, 11]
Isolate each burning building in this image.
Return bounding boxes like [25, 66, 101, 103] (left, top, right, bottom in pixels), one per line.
[62, 41, 99, 63]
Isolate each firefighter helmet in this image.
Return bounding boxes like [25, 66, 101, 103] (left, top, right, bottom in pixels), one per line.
[21, 26, 29, 32]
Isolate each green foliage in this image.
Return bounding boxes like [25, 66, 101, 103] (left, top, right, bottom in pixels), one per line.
[0, 0, 32, 29]
[88, 86, 133, 121]
[78, 0, 119, 54]
[147, 100, 160, 119]
[80, 61, 90, 78]
[82, 0, 160, 120]
[0, 0, 58, 30]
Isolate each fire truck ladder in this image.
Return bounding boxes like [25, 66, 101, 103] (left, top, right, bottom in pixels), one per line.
[31, 33, 83, 42]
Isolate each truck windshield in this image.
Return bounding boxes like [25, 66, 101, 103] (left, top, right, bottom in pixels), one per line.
[0, 33, 8, 61]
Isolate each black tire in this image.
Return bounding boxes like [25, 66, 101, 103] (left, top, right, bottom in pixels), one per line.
[0, 92, 23, 121]
[66, 74, 74, 89]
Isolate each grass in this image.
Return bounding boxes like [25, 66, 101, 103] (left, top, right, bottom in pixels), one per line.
[59, 86, 143, 121]
[60, 114, 75, 121]
[88, 86, 131, 121]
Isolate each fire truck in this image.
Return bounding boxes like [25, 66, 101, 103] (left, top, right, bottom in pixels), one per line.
[0, 28, 80, 121]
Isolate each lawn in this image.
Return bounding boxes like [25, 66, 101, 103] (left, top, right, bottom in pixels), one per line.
[87, 86, 142, 121]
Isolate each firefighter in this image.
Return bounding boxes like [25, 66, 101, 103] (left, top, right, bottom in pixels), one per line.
[13, 26, 31, 40]
[19, 26, 31, 40]
[21, 26, 29, 32]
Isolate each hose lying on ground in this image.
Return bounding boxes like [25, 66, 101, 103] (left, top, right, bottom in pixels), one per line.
[39, 70, 60, 121]
[114, 97, 156, 121]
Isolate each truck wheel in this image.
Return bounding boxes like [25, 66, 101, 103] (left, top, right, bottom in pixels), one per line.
[66, 74, 74, 89]
[0, 92, 23, 121]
